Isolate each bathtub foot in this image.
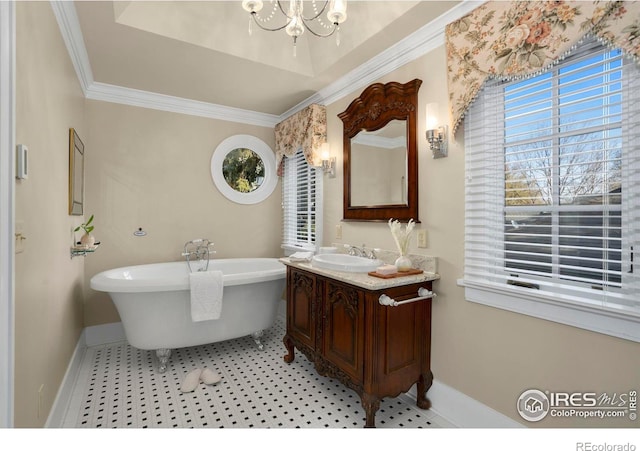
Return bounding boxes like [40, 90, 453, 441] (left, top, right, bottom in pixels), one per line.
[252, 331, 265, 351]
[155, 348, 172, 373]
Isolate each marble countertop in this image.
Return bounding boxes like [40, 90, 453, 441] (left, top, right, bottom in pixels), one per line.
[279, 257, 439, 291]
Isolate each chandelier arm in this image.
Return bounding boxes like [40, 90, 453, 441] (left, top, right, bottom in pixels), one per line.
[249, 11, 289, 32]
[304, 1, 329, 21]
[302, 20, 338, 38]
[276, 1, 292, 19]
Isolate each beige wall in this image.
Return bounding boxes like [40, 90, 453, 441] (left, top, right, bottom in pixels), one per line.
[324, 46, 640, 427]
[15, 2, 86, 427]
[83, 101, 282, 326]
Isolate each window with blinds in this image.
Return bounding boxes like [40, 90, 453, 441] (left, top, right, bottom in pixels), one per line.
[464, 36, 640, 338]
[282, 148, 322, 253]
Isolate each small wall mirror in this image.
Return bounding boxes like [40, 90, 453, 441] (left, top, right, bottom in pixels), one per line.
[69, 128, 84, 216]
[211, 135, 277, 204]
[339, 79, 422, 222]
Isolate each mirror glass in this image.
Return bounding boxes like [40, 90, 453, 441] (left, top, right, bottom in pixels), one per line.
[222, 148, 265, 193]
[211, 135, 278, 205]
[350, 120, 407, 207]
[69, 128, 84, 216]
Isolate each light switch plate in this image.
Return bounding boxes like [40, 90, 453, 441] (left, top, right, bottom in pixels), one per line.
[417, 229, 428, 248]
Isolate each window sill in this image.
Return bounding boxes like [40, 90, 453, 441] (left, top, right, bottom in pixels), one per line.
[458, 278, 640, 343]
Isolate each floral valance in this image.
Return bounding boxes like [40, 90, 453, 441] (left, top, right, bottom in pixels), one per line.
[275, 103, 327, 175]
[446, 1, 640, 135]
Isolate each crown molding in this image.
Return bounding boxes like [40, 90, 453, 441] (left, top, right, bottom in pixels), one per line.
[86, 82, 281, 128]
[50, 0, 93, 96]
[50, 0, 279, 127]
[52, 0, 481, 126]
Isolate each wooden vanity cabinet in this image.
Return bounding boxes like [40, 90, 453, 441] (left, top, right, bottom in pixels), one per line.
[283, 266, 433, 428]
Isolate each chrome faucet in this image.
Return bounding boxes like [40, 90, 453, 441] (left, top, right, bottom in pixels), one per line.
[346, 244, 364, 257]
[345, 244, 379, 259]
[182, 239, 216, 272]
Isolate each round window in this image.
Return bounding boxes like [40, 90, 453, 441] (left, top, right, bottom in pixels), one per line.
[211, 135, 277, 204]
[222, 148, 265, 193]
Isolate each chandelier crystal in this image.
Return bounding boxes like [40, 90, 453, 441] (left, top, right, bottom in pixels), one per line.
[242, 0, 348, 56]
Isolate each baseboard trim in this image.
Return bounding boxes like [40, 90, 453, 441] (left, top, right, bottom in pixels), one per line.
[45, 330, 87, 428]
[401, 380, 524, 428]
[84, 321, 126, 347]
[46, 323, 127, 427]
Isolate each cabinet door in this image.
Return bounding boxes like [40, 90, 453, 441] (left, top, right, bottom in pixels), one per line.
[322, 280, 364, 382]
[370, 283, 432, 396]
[287, 269, 317, 350]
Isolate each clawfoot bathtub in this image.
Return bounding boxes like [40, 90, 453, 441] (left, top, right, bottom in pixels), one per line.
[90, 258, 285, 372]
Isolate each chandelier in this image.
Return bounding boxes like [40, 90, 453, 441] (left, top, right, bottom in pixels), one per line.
[241, 1, 348, 56]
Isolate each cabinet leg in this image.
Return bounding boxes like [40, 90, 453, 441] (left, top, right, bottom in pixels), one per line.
[416, 371, 434, 410]
[360, 393, 380, 428]
[283, 334, 295, 363]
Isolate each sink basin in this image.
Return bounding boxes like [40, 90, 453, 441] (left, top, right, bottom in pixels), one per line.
[311, 254, 383, 273]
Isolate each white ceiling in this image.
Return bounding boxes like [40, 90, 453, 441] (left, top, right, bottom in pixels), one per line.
[66, 1, 473, 124]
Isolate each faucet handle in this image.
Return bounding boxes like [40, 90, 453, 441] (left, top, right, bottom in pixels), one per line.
[344, 244, 359, 256]
[364, 247, 380, 259]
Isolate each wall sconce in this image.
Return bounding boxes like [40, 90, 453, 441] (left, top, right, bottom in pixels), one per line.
[320, 143, 336, 178]
[426, 103, 448, 159]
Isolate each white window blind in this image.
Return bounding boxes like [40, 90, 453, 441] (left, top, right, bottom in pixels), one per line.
[282, 149, 321, 254]
[464, 36, 640, 337]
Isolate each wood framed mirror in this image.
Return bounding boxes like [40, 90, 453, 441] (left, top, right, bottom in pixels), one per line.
[338, 79, 421, 222]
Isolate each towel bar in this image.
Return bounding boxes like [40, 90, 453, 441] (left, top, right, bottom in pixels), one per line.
[378, 287, 436, 307]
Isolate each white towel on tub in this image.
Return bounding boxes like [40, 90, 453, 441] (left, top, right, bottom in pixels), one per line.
[189, 270, 224, 322]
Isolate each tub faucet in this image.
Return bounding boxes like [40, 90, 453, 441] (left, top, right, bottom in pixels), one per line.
[183, 239, 215, 272]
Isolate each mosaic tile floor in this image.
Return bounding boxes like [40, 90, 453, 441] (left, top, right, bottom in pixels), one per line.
[61, 317, 454, 429]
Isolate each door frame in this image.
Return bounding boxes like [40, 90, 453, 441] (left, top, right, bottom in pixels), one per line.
[0, 0, 16, 428]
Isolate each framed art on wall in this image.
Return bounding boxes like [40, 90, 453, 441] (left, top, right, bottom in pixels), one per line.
[69, 128, 84, 215]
